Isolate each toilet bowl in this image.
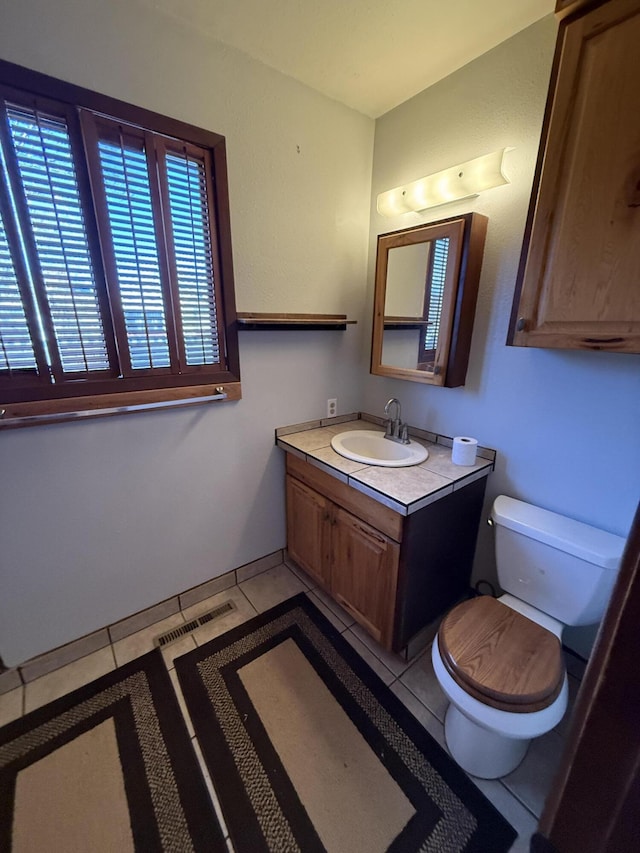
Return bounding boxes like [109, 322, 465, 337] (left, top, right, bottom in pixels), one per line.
[432, 604, 568, 778]
[431, 495, 625, 779]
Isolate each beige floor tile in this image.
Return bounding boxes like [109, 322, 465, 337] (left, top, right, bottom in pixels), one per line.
[389, 681, 447, 750]
[349, 622, 410, 678]
[283, 556, 316, 589]
[239, 563, 307, 613]
[391, 680, 537, 850]
[19, 628, 110, 683]
[167, 667, 195, 737]
[0, 667, 22, 694]
[471, 777, 538, 852]
[309, 586, 355, 628]
[399, 646, 449, 722]
[24, 647, 115, 713]
[162, 634, 197, 669]
[9, 565, 558, 847]
[306, 591, 349, 634]
[564, 650, 587, 681]
[179, 574, 236, 611]
[108, 597, 180, 643]
[501, 729, 564, 818]
[553, 673, 580, 740]
[183, 586, 257, 647]
[0, 686, 23, 727]
[343, 631, 395, 685]
[112, 612, 185, 667]
[236, 551, 283, 583]
[191, 736, 229, 839]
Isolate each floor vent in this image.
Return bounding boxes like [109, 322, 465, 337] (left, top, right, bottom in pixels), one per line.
[154, 600, 237, 647]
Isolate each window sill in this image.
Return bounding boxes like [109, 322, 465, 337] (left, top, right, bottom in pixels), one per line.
[0, 382, 242, 429]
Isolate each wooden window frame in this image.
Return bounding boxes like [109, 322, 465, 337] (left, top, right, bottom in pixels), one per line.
[0, 59, 240, 422]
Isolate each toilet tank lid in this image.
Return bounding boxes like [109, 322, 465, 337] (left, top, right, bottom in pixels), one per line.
[491, 496, 626, 570]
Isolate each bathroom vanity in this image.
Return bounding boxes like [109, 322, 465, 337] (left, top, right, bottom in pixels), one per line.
[277, 415, 495, 654]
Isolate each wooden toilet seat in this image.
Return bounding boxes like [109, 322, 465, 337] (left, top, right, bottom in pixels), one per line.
[438, 596, 564, 713]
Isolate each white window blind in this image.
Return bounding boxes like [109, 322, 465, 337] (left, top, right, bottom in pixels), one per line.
[165, 149, 220, 366]
[0, 59, 239, 419]
[0, 189, 37, 372]
[97, 133, 170, 370]
[424, 237, 449, 353]
[5, 103, 109, 375]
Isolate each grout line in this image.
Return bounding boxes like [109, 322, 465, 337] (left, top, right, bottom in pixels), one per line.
[190, 732, 230, 840]
[233, 582, 261, 616]
[4, 573, 548, 837]
[497, 778, 541, 821]
[399, 677, 445, 723]
[395, 675, 446, 727]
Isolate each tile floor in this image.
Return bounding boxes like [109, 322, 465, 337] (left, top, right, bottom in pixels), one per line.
[0, 559, 582, 853]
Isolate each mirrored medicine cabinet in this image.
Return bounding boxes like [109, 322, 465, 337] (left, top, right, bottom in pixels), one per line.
[371, 212, 488, 387]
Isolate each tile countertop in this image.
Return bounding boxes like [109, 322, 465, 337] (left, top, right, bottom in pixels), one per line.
[276, 413, 496, 516]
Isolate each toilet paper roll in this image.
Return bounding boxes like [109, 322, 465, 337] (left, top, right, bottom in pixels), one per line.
[451, 436, 478, 466]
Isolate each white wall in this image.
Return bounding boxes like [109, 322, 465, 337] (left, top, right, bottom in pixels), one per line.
[0, 0, 374, 664]
[364, 16, 640, 655]
[2, 7, 637, 666]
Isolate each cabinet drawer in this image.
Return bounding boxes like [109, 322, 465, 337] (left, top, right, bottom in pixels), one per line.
[286, 453, 403, 542]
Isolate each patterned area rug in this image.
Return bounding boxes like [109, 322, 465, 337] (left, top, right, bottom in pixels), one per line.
[176, 593, 517, 852]
[0, 651, 226, 852]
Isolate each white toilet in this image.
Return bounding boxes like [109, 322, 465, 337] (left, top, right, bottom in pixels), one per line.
[432, 494, 626, 779]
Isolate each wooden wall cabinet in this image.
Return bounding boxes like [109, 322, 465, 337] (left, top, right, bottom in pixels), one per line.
[509, 0, 640, 353]
[286, 454, 486, 653]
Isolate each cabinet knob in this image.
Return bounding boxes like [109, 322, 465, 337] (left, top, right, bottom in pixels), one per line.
[516, 317, 527, 332]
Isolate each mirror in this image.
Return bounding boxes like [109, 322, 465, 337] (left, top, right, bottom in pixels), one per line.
[371, 213, 487, 387]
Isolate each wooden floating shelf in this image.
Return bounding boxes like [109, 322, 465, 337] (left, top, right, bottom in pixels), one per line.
[383, 316, 434, 330]
[236, 312, 357, 331]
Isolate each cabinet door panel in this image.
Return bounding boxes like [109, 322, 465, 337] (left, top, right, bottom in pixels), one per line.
[331, 507, 400, 648]
[512, 0, 640, 352]
[286, 475, 331, 588]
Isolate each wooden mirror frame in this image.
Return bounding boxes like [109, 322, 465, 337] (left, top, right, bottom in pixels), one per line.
[371, 212, 488, 387]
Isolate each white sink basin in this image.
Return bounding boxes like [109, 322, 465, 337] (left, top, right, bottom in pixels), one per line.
[330, 430, 429, 467]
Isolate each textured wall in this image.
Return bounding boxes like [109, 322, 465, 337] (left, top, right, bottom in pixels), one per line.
[0, 0, 373, 664]
[364, 17, 640, 655]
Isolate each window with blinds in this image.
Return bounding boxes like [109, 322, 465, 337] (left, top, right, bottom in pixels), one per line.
[419, 237, 449, 366]
[0, 61, 239, 420]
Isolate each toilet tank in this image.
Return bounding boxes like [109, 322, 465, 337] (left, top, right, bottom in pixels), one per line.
[491, 496, 626, 626]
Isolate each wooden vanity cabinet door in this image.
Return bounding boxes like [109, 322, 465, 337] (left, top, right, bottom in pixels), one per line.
[330, 507, 400, 649]
[510, 0, 640, 352]
[286, 475, 331, 589]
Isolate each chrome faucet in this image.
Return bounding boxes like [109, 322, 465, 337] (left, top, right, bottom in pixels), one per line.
[384, 398, 409, 444]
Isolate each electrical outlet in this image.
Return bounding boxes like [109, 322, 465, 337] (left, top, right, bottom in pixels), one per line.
[327, 398, 337, 418]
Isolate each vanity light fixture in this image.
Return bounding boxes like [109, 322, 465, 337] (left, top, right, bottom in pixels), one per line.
[376, 148, 511, 217]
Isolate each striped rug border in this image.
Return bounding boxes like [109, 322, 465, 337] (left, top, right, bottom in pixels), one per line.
[176, 593, 517, 853]
[0, 649, 226, 853]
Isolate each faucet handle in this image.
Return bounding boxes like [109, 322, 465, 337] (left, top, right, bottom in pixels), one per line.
[400, 423, 408, 443]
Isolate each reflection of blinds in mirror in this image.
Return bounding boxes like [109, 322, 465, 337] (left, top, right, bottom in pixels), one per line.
[423, 237, 449, 351]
